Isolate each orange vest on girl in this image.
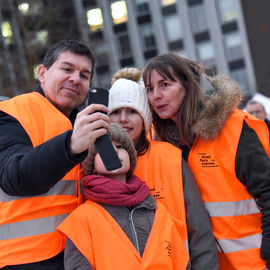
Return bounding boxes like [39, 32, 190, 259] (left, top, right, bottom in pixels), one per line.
[188, 109, 270, 270]
[57, 200, 190, 270]
[0, 92, 82, 267]
[134, 141, 187, 240]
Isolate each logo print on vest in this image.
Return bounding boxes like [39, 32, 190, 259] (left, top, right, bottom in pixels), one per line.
[164, 240, 172, 257]
[149, 187, 165, 200]
[198, 152, 218, 168]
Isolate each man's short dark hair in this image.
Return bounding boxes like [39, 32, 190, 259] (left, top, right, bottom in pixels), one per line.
[43, 40, 95, 77]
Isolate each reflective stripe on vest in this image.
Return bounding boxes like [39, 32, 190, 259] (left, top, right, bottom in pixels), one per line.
[205, 198, 260, 217]
[216, 233, 262, 254]
[0, 213, 69, 241]
[185, 239, 189, 253]
[0, 180, 76, 202]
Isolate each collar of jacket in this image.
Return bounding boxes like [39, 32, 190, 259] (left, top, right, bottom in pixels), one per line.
[101, 194, 157, 211]
[34, 85, 79, 125]
[134, 194, 157, 210]
[192, 74, 243, 141]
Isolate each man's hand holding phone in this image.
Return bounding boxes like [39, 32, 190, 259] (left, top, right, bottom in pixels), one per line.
[71, 87, 122, 171]
[70, 103, 110, 155]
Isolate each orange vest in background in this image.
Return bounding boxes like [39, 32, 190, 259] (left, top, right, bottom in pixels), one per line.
[0, 92, 82, 267]
[188, 109, 269, 270]
[58, 200, 190, 270]
[134, 141, 188, 241]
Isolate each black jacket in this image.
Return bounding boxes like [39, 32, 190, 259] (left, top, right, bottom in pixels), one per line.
[0, 89, 87, 196]
[265, 119, 270, 136]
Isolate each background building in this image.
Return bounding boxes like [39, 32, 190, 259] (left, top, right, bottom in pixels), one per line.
[240, 0, 270, 99]
[0, 0, 269, 102]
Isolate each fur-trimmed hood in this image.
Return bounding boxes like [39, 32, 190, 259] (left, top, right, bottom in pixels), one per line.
[192, 74, 243, 141]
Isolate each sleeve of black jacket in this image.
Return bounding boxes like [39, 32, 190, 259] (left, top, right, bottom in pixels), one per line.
[0, 112, 87, 196]
[182, 159, 219, 270]
[236, 120, 270, 268]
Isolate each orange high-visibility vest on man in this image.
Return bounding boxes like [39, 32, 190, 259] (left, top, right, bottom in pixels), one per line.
[188, 109, 270, 270]
[58, 200, 190, 270]
[0, 92, 82, 267]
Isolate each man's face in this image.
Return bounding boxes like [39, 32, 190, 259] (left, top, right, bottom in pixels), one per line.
[246, 102, 267, 121]
[38, 51, 92, 116]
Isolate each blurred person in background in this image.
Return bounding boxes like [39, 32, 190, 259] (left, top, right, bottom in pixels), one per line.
[246, 100, 270, 131]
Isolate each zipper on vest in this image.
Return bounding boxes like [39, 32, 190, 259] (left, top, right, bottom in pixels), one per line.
[128, 209, 140, 254]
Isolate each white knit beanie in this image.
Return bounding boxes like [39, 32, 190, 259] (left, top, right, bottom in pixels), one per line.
[108, 78, 152, 134]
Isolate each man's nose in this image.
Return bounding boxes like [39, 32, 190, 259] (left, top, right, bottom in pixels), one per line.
[69, 71, 80, 84]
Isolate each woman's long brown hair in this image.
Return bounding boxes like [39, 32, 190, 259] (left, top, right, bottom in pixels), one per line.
[143, 53, 206, 147]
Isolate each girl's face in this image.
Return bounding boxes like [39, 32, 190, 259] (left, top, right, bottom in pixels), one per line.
[109, 108, 144, 143]
[145, 69, 186, 122]
[94, 141, 130, 182]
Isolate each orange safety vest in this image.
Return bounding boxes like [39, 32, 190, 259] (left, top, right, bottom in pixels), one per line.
[188, 109, 270, 270]
[134, 141, 188, 241]
[0, 92, 82, 267]
[57, 200, 190, 270]
[146, 124, 156, 140]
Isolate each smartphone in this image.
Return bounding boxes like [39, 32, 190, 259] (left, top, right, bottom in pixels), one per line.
[88, 87, 122, 171]
[88, 87, 109, 108]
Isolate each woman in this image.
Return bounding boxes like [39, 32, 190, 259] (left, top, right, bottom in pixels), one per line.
[143, 53, 270, 270]
[108, 67, 219, 270]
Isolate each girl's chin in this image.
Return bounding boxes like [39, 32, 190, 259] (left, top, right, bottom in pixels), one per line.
[110, 169, 119, 173]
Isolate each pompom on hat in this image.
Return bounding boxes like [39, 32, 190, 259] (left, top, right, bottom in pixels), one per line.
[108, 68, 152, 134]
[82, 123, 137, 179]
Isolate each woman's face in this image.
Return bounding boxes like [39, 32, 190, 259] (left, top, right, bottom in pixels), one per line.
[109, 108, 144, 143]
[145, 69, 186, 122]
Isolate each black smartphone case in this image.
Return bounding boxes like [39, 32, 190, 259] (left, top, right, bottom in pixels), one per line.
[88, 88, 122, 171]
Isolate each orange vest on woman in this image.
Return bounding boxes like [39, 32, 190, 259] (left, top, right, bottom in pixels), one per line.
[0, 92, 82, 267]
[134, 141, 188, 241]
[188, 109, 270, 270]
[57, 200, 190, 270]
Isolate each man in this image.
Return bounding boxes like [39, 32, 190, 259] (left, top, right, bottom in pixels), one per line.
[0, 40, 110, 269]
[246, 100, 270, 131]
